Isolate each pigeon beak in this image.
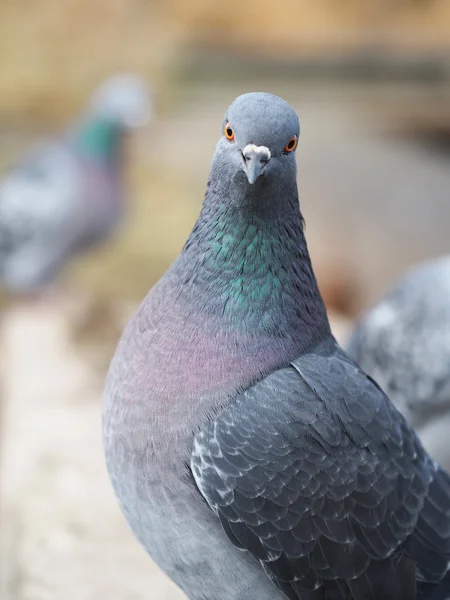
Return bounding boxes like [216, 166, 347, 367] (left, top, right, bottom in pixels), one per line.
[242, 144, 271, 184]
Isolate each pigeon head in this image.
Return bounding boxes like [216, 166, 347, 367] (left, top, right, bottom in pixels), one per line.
[74, 74, 152, 159]
[178, 92, 328, 342]
[90, 73, 152, 129]
[217, 92, 300, 186]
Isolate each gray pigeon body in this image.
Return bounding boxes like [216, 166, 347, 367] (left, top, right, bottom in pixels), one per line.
[347, 255, 450, 472]
[0, 73, 151, 292]
[103, 93, 450, 600]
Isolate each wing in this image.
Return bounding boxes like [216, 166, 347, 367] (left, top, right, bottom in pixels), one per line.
[191, 339, 450, 599]
[0, 142, 84, 288]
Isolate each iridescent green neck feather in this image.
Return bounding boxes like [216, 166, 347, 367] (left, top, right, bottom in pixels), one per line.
[176, 160, 330, 346]
[72, 116, 122, 160]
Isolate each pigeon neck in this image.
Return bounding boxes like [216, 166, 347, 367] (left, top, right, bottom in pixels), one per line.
[177, 168, 330, 345]
[72, 116, 122, 162]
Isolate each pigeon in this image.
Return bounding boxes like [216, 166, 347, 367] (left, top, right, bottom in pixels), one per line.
[0, 73, 151, 293]
[103, 93, 450, 600]
[347, 255, 450, 472]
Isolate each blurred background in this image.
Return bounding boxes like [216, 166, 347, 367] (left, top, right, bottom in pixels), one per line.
[1, 1, 450, 599]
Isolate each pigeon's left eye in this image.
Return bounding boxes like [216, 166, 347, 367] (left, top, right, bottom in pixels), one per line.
[224, 122, 235, 142]
[283, 135, 298, 153]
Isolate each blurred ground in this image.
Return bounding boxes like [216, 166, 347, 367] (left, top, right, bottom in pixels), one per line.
[1, 0, 450, 120]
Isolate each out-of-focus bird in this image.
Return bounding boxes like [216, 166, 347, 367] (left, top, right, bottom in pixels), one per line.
[103, 93, 450, 600]
[0, 73, 152, 295]
[347, 255, 450, 472]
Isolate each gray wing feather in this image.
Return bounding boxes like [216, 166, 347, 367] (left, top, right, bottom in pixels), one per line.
[192, 340, 450, 599]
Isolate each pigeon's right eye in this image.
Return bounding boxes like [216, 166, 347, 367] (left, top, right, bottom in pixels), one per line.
[283, 135, 298, 153]
[224, 123, 235, 142]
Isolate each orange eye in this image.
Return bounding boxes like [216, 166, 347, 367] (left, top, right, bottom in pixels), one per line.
[284, 135, 298, 153]
[224, 122, 235, 142]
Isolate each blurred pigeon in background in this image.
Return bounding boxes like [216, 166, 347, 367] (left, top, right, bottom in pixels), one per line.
[347, 255, 450, 472]
[0, 73, 152, 295]
[104, 93, 450, 600]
